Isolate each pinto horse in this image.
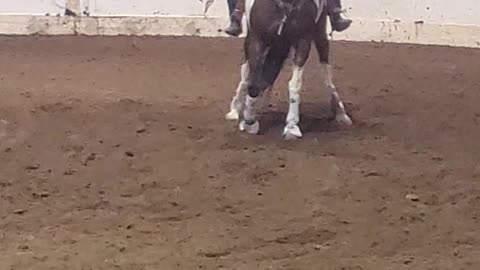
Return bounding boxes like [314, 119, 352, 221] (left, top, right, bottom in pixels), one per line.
[225, 0, 352, 139]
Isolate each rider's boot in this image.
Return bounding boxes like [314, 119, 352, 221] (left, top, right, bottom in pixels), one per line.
[225, 0, 245, 36]
[327, 0, 352, 32]
[226, 11, 243, 36]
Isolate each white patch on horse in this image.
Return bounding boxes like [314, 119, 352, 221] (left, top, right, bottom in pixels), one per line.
[240, 95, 260, 134]
[321, 62, 335, 88]
[284, 65, 304, 139]
[320, 63, 352, 125]
[245, 0, 255, 28]
[313, 0, 325, 23]
[226, 62, 249, 120]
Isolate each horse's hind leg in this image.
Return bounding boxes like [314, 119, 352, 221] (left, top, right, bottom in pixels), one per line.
[320, 63, 352, 125]
[314, 12, 352, 125]
[226, 62, 249, 120]
[283, 38, 311, 140]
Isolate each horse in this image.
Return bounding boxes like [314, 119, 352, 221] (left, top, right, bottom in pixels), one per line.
[225, 0, 352, 139]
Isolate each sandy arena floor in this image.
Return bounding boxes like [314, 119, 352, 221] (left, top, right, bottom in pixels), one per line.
[0, 36, 480, 270]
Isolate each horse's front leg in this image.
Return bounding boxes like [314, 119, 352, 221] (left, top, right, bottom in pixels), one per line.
[226, 62, 249, 121]
[238, 37, 269, 134]
[283, 39, 311, 140]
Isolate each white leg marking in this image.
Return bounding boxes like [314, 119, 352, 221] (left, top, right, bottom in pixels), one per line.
[283, 65, 304, 140]
[321, 63, 352, 125]
[245, 0, 255, 27]
[321, 63, 335, 89]
[239, 95, 260, 134]
[226, 63, 249, 120]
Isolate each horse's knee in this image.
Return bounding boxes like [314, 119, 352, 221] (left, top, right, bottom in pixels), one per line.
[293, 40, 311, 67]
[247, 84, 263, 98]
[248, 73, 269, 98]
[288, 66, 304, 100]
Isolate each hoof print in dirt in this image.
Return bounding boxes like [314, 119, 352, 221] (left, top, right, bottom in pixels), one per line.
[33, 191, 50, 198]
[474, 164, 480, 178]
[405, 193, 420, 202]
[13, 209, 27, 215]
[82, 153, 97, 166]
[64, 168, 77, 176]
[136, 126, 147, 134]
[25, 164, 40, 171]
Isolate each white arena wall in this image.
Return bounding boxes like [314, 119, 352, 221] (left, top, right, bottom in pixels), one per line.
[0, 0, 479, 48]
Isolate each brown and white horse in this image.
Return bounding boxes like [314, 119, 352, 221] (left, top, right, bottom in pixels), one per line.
[225, 0, 352, 139]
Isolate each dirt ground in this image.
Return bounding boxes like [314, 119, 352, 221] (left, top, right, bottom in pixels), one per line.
[0, 35, 480, 270]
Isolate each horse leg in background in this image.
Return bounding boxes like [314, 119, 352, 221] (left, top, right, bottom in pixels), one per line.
[283, 38, 311, 140]
[226, 34, 253, 120]
[226, 62, 249, 120]
[314, 11, 352, 125]
[323, 62, 352, 125]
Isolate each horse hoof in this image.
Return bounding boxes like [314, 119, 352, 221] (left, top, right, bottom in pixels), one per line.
[283, 125, 302, 140]
[336, 113, 353, 126]
[239, 120, 260, 134]
[225, 110, 239, 120]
